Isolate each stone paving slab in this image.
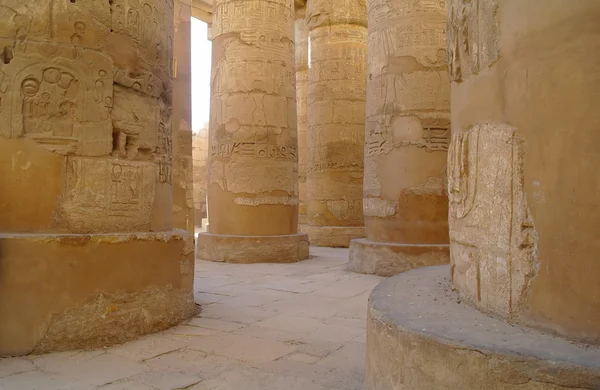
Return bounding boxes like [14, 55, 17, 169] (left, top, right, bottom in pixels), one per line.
[0, 248, 383, 390]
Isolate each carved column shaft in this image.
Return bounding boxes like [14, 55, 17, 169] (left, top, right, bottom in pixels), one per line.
[304, 0, 368, 248]
[0, 0, 195, 356]
[348, 0, 450, 276]
[196, 0, 309, 263]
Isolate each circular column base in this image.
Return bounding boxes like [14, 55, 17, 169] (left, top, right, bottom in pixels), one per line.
[0, 230, 196, 357]
[367, 266, 600, 389]
[300, 225, 365, 248]
[196, 233, 309, 263]
[348, 238, 449, 276]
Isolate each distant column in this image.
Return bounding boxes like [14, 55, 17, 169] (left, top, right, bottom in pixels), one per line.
[173, 0, 195, 232]
[196, 0, 309, 263]
[348, 0, 450, 276]
[295, 6, 309, 226]
[304, 0, 367, 248]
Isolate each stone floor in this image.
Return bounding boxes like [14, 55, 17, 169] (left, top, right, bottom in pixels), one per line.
[0, 247, 384, 390]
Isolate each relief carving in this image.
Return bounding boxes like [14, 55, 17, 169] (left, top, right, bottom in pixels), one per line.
[448, 123, 537, 318]
[447, 0, 499, 83]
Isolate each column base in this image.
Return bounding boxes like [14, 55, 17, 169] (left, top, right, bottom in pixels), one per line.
[348, 238, 449, 276]
[300, 225, 365, 248]
[367, 266, 600, 389]
[0, 230, 196, 357]
[196, 233, 309, 263]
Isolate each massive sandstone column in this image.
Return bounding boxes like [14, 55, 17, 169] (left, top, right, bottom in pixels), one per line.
[365, 2, 600, 389]
[0, 0, 195, 356]
[172, 0, 195, 232]
[303, 0, 367, 247]
[196, 0, 309, 263]
[295, 6, 309, 226]
[447, 0, 600, 343]
[348, 0, 450, 276]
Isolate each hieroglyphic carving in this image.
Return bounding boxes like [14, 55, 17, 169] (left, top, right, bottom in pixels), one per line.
[63, 157, 156, 230]
[305, 5, 367, 228]
[209, 161, 298, 195]
[0, 51, 113, 155]
[211, 143, 297, 160]
[111, 0, 174, 74]
[447, 0, 499, 83]
[448, 123, 537, 318]
[207, 0, 298, 204]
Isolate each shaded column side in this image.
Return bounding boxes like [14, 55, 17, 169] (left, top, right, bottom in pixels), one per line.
[295, 6, 309, 226]
[172, 0, 195, 233]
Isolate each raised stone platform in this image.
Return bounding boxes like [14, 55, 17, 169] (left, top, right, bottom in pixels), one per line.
[366, 266, 600, 389]
[196, 232, 309, 263]
[0, 230, 196, 357]
[300, 225, 365, 248]
[348, 238, 449, 276]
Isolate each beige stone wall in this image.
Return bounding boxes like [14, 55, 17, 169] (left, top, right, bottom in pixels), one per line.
[207, 0, 299, 235]
[172, 0, 195, 232]
[364, 0, 449, 245]
[305, 0, 367, 232]
[192, 130, 209, 222]
[295, 6, 309, 225]
[448, 0, 600, 344]
[0, 0, 195, 356]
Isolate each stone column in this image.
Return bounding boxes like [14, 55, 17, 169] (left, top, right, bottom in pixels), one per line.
[364, 2, 600, 388]
[348, 0, 450, 276]
[447, 0, 600, 344]
[295, 6, 309, 226]
[0, 0, 195, 356]
[172, 0, 195, 233]
[303, 0, 367, 248]
[196, 0, 309, 263]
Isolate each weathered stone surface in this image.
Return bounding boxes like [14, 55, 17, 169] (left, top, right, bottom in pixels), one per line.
[366, 266, 600, 390]
[0, 0, 195, 356]
[348, 238, 448, 277]
[448, 0, 600, 342]
[301, 225, 365, 248]
[196, 233, 309, 263]
[304, 0, 367, 246]
[0, 231, 195, 356]
[350, 0, 450, 275]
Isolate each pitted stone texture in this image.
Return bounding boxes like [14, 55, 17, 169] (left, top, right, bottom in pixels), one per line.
[301, 225, 365, 248]
[196, 233, 309, 263]
[366, 266, 600, 390]
[0, 231, 196, 357]
[348, 238, 448, 277]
